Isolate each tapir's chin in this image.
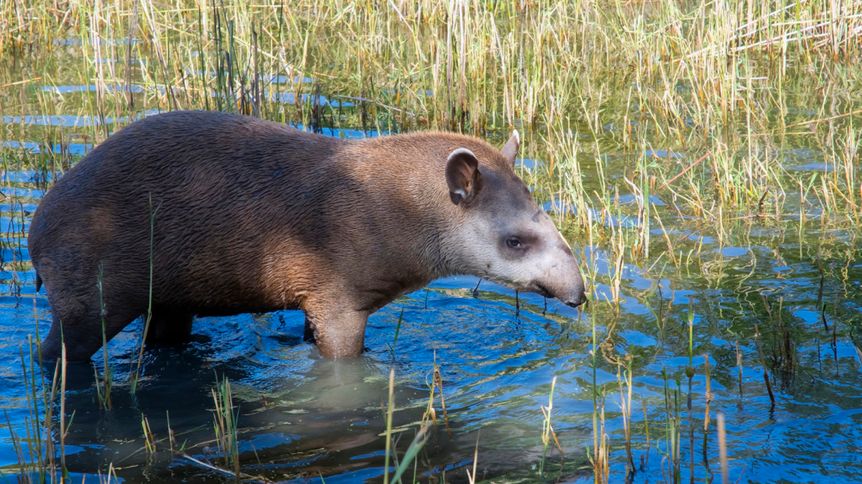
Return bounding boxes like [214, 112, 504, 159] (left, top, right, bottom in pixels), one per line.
[531, 281, 587, 308]
[486, 275, 587, 308]
[563, 293, 588, 308]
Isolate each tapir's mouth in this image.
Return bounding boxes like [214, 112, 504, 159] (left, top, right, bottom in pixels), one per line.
[533, 282, 555, 299]
[564, 295, 588, 308]
[533, 282, 588, 308]
[485, 276, 575, 304]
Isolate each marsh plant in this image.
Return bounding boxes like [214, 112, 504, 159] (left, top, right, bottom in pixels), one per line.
[211, 374, 240, 476]
[0, 0, 861, 482]
[7, 337, 69, 483]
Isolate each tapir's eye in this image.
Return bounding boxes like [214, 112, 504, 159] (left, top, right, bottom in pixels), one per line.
[506, 237, 523, 249]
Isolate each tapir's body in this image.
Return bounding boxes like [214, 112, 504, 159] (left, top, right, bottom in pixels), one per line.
[29, 111, 585, 361]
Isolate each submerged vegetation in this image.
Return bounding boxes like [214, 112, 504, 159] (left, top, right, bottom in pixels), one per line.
[1, 0, 861, 482]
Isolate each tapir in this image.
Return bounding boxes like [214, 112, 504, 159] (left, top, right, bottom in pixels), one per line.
[28, 110, 586, 361]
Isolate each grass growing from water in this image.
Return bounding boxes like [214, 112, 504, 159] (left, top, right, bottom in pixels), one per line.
[383, 368, 395, 484]
[384, 367, 431, 484]
[1, 0, 861, 482]
[538, 375, 561, 478]
[95, 264, 112, 410]
[129, 193, 159, 394]
[6, 336, 69, 483]
[211, 374, 240, 476]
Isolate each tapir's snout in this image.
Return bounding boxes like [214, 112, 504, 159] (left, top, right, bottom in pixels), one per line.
[533, 243, 587, 308]
[544, 277, 587, 308]
[564, 290, 588, 308]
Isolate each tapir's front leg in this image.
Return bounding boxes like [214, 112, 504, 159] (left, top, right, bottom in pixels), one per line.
[303, 301, 369, 358]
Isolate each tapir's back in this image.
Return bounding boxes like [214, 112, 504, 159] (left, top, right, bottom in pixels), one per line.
[32, 111, 342, 217]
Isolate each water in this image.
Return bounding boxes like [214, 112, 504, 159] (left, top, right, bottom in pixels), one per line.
[1, 55, 861, 484]
[0, 130, 860, 482]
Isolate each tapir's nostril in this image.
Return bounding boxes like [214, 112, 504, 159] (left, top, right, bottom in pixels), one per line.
[565, 292, 587, 308]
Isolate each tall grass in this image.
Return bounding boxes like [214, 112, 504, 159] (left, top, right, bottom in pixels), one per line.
[1, 0, 860, 276]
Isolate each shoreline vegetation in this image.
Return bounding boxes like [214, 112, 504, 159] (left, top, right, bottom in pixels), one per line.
[0, 0, 859, 265]
[1, 0, 861, 482]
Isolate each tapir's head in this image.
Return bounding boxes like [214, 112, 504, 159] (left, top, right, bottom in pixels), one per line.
[443, 131, 587, 308]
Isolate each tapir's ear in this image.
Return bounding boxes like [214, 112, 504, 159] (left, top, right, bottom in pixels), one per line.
[501, 129, 519, 165]
[446, 148, 482, 205]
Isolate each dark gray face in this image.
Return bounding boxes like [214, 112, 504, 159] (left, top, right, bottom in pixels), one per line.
[445, 134, 587, 308]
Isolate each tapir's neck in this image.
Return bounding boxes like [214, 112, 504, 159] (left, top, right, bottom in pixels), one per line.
[335, 130, 526, 314]
[337, 138, 464, 307]
[339, 130, 519, 302]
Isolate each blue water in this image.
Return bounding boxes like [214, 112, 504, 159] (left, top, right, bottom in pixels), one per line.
[0, 121, 860, 482]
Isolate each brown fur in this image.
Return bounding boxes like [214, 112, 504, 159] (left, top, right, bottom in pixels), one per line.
[29, 110, 583, 361]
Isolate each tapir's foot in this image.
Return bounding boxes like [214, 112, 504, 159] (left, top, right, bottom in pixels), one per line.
[304, 306, 368, 359]
[41, 309, 143, 363]
[145, 310, 194, 347]
[41, 319, 104, 363]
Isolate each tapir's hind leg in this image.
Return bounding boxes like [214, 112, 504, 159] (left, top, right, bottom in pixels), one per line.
[34, 253, 143, 362]
[42, 316, 100, 362]
[144, 309, 194, 347]
[41, 297, 140, 362]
